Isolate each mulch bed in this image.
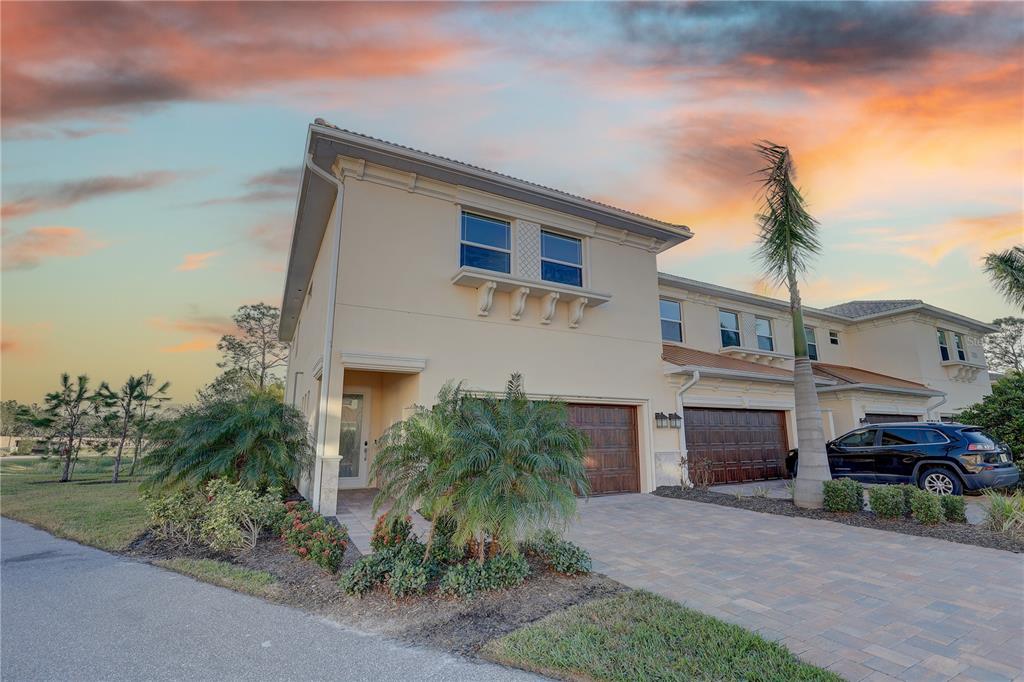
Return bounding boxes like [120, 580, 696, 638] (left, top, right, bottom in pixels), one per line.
[128, 531, 626, 656]
[654, 486, 1024, 554]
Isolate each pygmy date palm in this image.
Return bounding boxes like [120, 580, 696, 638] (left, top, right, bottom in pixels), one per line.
[753, 141, 831, 508]
[984, 246, 1024, 313]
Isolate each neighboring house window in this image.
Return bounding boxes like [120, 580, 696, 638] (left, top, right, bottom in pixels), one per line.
[936, 329, 950, 361]
[660, 299, 682, 343]
[719, 310, 740, 348]
[829, 330, 840, 345]
[953, 332, 967, 361]
[804, 326, 818, 360]
[540, 230, 583, 286]
[460, 211, 510, 273]
[755, 316, 774, 352]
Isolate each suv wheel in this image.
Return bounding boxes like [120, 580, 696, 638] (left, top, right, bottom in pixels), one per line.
[918, 467, 962, 496]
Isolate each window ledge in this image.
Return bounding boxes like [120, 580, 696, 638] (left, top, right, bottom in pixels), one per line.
[719, 346, 792, 368]
[940, 360, 985, 383]
[451, 267, 611, 305]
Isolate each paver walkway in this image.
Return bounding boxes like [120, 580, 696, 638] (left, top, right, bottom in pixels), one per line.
[568, 494, 1024, 682]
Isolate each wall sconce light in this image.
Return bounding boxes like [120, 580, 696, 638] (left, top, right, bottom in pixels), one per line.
[655, 412, 669, 428]
[668, 412, 682, 429]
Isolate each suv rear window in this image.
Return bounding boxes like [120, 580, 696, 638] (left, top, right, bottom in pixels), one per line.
[881, 428, 947, 445]
[961, 429, 998, 449]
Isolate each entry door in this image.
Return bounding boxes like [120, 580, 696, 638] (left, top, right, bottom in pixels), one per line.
[338, 390, 371, 488]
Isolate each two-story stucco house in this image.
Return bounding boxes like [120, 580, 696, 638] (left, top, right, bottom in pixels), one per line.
[280, 121, 996, 514]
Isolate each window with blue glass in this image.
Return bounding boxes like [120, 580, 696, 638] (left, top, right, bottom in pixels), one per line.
[804, 326, 819, 361]
[540, 231, 583, 287]
[755, 316, 774, 352]
[719, 310, 740, 347]
[460, 211, 510, 273]
[660, 299, 682, 342]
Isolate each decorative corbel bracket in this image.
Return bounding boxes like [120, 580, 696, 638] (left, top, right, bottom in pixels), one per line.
[510, 286, 530, 321]
[568, 297, 588, 329]
[539, 292, 560, 325]
[476, 281, 497, 317]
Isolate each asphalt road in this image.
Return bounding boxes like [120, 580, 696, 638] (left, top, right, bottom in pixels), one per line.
[0, 518, 540, 681]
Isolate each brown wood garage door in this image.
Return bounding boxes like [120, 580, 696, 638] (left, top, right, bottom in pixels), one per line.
[569, 404, 639, 495]
[685, 408, 788, 485]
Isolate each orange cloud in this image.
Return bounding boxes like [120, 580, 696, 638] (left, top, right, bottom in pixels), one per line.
[148, 316, 235, 337]
[159, 337, 217, 354]
[0, 323, 52, 358]
[175, 251, 221, 272]
[2, 226, 105, 270]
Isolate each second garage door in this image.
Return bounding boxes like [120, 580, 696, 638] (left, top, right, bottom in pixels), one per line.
[685, 408, 788, 485]
[569, 404, 639, 495]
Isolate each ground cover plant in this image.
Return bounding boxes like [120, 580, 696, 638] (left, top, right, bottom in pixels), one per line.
[278, 500, 349, 572]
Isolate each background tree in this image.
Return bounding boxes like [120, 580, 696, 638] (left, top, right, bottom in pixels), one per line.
[216, 303, 288, 391]
[1, 400, 42, 438]
[753, 141, 830, 509]
[984, 245, 1024, 312]
[128, 372, 171, 476]
[42, 374, 93, 482]
[957, 373, 1024, 462]
[984, 317, 1023, 375]
[196, 367, 249, 405]
[95, 375, 146, 483]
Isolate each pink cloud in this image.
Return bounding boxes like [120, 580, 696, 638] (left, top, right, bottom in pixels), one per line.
[2, 226, 105, 270]
[148, 315, 236, 337]
[159, 337, 217, 354]
[2, 171, 183, 219]
[175, 251, 221, 272]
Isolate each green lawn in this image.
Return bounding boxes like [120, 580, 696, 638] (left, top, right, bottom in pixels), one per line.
[155, 558, 280, 598]
[0, 457, 149, 551]
[484, 590, 840, 682]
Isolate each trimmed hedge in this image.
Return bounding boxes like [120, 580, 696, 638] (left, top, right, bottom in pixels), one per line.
[822, 479, 863, 513]
[910, 489, 944, 525]
[868, 485, 906, 519]
[438, 554, 530, 597]
[940, 495, 967, 523]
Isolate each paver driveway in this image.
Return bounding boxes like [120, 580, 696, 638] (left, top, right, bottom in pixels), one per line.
[568, 494, 1024, 682]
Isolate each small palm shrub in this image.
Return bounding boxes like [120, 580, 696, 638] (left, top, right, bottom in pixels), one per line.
[201, 480, 282, 552]
[940, 495, 967, 523]
[984, 490, 1024, 538]
[823, 479, 863, 513]
[438, 554, 530, 597]
[280, 501, 349, 572]
[143, 387, 312, 491]
[868, 486, 906, 519]
[910, 489, 944, 525]
[524, 529, 591, 575]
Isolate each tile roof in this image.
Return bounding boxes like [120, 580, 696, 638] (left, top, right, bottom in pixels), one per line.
[811, 363, 931, 390]
[821, 300, 923, 318]
[661, 344, 791, 377]
[312, 119, 687, 233]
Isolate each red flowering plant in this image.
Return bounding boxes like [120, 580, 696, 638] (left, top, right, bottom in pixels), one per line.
[371, 514, 412, 551]
[279, 501, 350, 573]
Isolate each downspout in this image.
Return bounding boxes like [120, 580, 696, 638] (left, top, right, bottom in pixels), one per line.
[675, 370, 701, 487]
[926, 394, 948, 422]
[305, 153, 344, 513]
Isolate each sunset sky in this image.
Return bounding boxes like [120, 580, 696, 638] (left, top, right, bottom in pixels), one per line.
[2, 1, 1022, 404]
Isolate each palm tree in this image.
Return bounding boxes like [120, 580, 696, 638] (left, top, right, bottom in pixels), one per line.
[984, 246, 1024, 312]
[753, 141, 831, 508]
[142, 385, 312, 491]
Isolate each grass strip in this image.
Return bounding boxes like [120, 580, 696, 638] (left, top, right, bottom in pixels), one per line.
[155, 558, 280, 598]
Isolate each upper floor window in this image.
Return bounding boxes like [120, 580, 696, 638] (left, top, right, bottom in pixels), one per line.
[829, 330, 840, 345]
[953, 332, 967, 361]
[540, 231, 583, 287]
[719, 310, 740, 348]
[460, 211, 510, 274]
[804, 326, 818, 360]
[936, 329, 950, 361]
[660, 299, 682, 342]
[755, 316, 774, 352]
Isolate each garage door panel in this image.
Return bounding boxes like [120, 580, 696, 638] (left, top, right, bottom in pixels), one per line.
[686, 408, 788, 485]
[569, 404, 639, 496]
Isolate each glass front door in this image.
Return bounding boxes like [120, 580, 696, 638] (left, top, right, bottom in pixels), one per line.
[338, 393, 367, 486]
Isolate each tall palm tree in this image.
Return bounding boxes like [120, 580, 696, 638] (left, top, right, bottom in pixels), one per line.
[95, 375, 146, 483]
[753, 142, 831, 508]
[984, 245, 1024, 312]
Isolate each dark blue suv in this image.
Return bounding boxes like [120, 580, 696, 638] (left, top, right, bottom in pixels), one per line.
[786, 422, 1019, 495]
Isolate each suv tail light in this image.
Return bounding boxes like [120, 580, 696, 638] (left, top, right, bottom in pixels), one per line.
[967, 443, 995, 451]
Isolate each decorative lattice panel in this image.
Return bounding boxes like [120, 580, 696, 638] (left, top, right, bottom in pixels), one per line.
[516, 220, 541, 280]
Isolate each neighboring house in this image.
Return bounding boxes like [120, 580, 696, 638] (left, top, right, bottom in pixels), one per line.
[280, 121, 997, 513]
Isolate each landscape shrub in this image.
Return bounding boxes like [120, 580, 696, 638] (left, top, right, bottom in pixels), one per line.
[910, 489, 944, 525]
[868, 486, 906, 519]
[16, 439, 35, 456]
[280, 501, 349, 572]
[524, 529, 591, 575]
[371, 514, 412, 551]
[438, 554, 530, 597]
[940, 495, 967, 523]
[897, 484, 918, 515]
[388, 557, 437, 598]
[144, 488, 206, 545]
[200, 480, 281, 552]
[822, 479, 863, 513]
[340, 548, 398, 597]
[984, 490, 1024, 538]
